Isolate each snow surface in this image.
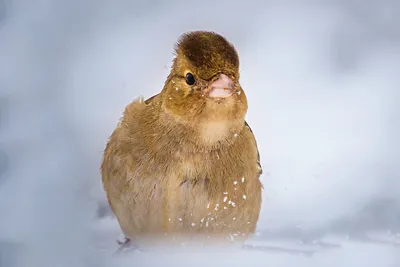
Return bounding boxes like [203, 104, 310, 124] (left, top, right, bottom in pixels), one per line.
[0, 0, 399, 266]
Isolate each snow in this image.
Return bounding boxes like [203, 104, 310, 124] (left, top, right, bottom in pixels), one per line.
[0, 0, 399, 267]
[92, 217, 400, 267]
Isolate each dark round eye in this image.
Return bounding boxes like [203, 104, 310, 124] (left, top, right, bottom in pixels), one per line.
[185, 73, 195, 85]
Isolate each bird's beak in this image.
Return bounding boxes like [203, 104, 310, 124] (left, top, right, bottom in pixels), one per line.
[208, 74, 235, 98]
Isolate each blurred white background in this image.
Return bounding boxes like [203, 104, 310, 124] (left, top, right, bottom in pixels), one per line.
[0, 0, 399, 266]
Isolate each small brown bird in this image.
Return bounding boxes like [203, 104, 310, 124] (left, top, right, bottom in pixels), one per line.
[101, 31, 262, 248]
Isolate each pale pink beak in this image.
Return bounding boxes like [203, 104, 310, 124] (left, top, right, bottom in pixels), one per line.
[208, 74, 234, 98]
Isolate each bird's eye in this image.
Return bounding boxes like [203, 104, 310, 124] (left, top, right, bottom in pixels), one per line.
[185, 73, 196, 85]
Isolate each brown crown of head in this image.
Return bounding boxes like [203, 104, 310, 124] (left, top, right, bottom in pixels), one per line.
[174, 31, 239, 80]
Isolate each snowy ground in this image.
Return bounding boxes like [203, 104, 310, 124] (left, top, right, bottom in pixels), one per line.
[91, 217, 400, 267]
[0, 0, 400, 266]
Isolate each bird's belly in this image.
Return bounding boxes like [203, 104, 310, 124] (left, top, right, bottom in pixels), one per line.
[117, 155, 261, 246]
[133, 187, 250, 246]
[129, 175, 256, 245]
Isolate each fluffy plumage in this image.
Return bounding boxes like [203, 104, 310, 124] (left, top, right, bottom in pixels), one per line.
[101, 31, 262, 247]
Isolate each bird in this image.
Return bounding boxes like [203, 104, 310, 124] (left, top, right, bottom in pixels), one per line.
[101, 31, 263, 249]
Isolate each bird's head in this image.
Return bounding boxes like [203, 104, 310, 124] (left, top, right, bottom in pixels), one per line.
[161, 31, 248, 134]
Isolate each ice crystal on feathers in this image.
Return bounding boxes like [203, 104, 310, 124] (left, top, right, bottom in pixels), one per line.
[243, 194, 247, 199]
[223, 196, 228, 202]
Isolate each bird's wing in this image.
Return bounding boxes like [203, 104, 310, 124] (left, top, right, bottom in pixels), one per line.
[244, 120, 262, 176]
[144, 93, 160, 105]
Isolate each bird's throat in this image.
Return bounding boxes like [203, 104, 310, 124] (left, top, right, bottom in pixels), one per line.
[197, 119, 244, 145]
